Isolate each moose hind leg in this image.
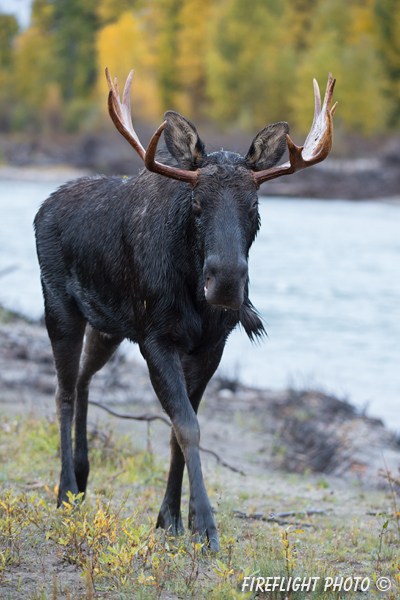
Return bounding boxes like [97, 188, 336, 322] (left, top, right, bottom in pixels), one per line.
[44, 304, 86, 507]
[156, 426, 185, 535]
[74, 326, 124, 494]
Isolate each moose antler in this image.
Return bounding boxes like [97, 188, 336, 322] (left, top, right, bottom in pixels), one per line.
[106, 68, 336, 187]
[144, 121, 200, 184]
[106, 68, 146, 160]
[106, 68, 199, 185]
[252, 73, 337, 186]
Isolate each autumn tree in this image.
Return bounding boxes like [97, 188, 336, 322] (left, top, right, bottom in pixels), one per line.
[0, 14, 18, 68]
[206, 0, 296, 130]
[0, 14, 19, 131]
[96, 10, 161, 122]
[374, 0, 400, 126]
[0, 0, 397, 136]
[97, 0, 141, 26]
[174, 0, 214, 119]
[289, 0, 391, 135]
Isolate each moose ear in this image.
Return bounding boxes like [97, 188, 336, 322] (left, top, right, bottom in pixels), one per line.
[245, 122, 289, 171]
[163, 111, 206, 169]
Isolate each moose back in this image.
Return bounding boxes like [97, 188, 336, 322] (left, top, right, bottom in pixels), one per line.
[34, 69, 336, 552]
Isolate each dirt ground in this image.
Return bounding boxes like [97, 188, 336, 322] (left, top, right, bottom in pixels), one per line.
[1, 314, 400, 599]
[1, 314, 399, 489]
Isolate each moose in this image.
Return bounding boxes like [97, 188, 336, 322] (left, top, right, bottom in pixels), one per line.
[34, 69, 336, 552]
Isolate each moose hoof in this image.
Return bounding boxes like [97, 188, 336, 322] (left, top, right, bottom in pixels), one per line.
[156, 506, 184, 537]
[205, 531, 220, 554]
[192, 527, 220, 554]
[189, 509, 220, 553]
[56, 487, 79, 508]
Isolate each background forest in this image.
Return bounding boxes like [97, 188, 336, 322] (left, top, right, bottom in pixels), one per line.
[0, 0, 399, 141]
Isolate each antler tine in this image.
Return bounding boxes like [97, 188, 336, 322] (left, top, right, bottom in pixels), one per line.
[324, 71, 334, 112]
[122, 70, 133, 116]
[309, 78, 321, 133]
[106, 68, 199, 184]
[252, 73, 337, 187]
[325, 71, 338, 117]
[144, 121, 199, 185]
[119, 71, 143, 149]
[314, 78, 322, 115]
[114, 76, 120, 98]
[105, 68, 122, 122]
[105, 68, 145, 160]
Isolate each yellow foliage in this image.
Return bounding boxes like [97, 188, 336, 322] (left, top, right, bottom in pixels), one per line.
[205, 0, 295, 130]
[348, 1, 376, 42]
[289, 0, 392, 135]
[13, 25, 56, 108]
[175, 0, 213, 117]
[0, 0, 398, 135]
[43, 83, 64, 133]
[97, 0, 137, 25]
[96, 11, 161, 123]
[336, 41, 393, 135]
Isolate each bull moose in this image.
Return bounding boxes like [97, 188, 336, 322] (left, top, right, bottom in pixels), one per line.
[34, 69, 336, 552]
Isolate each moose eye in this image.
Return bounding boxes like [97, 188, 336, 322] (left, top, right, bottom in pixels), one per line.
[192, 198, 202, 216]
[249, 199, 258, 213]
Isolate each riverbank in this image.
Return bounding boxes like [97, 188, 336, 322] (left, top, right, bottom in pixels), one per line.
[1, 130, 399, 200]
[1, 311, 400, 599]
[1, 310, 399, 486]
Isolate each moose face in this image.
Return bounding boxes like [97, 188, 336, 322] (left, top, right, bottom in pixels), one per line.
[106, 69, 336, 315]
[161, 111, 289, 311]
[190, 164, 259, 310]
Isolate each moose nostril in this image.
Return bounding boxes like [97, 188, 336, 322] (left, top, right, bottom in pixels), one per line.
[238, 258, 248, 281]
[204, 255, 248, 287]
[203, 256, 219, 282]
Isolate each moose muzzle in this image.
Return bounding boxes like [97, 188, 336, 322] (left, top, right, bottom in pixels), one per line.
[203, 255, 248, 311]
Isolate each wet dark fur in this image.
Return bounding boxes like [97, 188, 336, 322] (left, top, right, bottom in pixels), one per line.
[34, 113, 288, 552]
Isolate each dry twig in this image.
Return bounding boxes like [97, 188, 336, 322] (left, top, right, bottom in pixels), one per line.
[88, 399, 245, 476]
[233, 508, 328, 527]
[378, 467, 400, 488]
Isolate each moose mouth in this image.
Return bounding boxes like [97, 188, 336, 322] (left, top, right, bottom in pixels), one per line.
[203, 254, 248, 311]
[204, 281, 212, 303]
[204, 279, 243, 311]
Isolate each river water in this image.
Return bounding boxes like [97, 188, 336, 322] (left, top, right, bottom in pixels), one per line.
[0, 179, 399, 428]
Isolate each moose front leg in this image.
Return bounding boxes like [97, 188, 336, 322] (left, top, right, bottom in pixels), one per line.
[142, 338, 220, 552]
[157, 346, 225, 538]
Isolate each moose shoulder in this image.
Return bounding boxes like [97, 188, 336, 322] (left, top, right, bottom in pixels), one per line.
[34, 69, 336, 552]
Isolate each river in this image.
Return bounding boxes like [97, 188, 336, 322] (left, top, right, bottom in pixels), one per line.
[0, 178, 399, 428]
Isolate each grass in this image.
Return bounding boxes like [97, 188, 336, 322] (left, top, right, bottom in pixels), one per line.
[0, 413, 399, 599]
